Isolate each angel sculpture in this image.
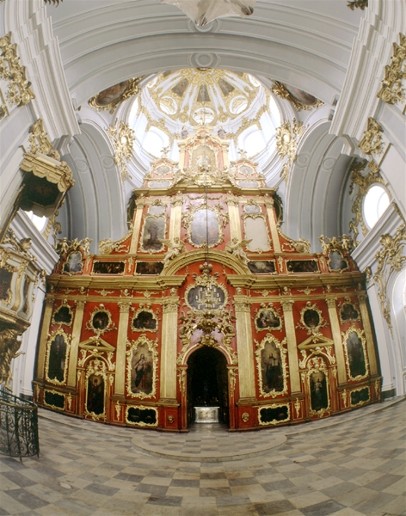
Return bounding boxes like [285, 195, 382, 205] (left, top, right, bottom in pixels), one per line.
[163, 237, 185, 263]
[225, 237, 251, 264]
[161, 0, 255, 27]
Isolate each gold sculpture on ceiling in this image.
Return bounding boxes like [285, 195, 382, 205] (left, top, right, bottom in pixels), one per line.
[271, 82, 322, 111]
[0, 33, 34, 120]
[107, 121, 135, 181]
[275, 119, 303, 163]
[161, 0, 255, 26]
[347, 0, 368, 9]
[378, 33, 406, 105]
[373, 225, 406, 330]
[358, 117, 384, 156]
[89, 77, 143, 113]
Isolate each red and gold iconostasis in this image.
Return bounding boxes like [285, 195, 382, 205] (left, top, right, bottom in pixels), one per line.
[34, 128, 381, 431]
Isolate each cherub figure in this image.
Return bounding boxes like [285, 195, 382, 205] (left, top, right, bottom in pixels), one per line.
[163, 237, 185, 263]
[225, 237, 251, 264]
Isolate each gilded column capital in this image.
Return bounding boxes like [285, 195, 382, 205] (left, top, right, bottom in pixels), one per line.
[118, 301, 131, 313]
[326, 298, 337, 309]
[226, 195, 239, 207]
[163, 297, 179, 313]
[281, 299, 294, 311]
[233, 296, 250, 312]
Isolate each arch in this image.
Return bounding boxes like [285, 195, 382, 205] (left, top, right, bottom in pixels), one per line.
[60, 122, 127, 249]
[186, 346, 229, 426]
[163, 249, 250, 275]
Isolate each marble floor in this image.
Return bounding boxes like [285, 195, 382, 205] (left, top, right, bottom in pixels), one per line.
[0, 398, 405, 515]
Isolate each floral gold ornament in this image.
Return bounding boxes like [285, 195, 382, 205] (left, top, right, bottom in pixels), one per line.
[0, 329, 21, 386]
[347, 0, 368, 9]
[372, 225, 406, 329]
[88, 77, 143, 113]
[0, 33, 34, 119]
[271, 81, 322, 111]
[107, 122, 135, 181]
[377, 33, 406, 105]
[358, 117, 384, 156]
[275, 119, 303, 163]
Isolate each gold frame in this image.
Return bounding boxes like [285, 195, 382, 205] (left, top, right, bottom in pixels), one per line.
[139, 214, 166, 253]
[86, 304, 115, 335]
[51, 301, 73, 327]
[297, 302, 326, 335]
[258, 403, 290, 426]
[342, 327, 369, 381]
[243, 213, 272, 252]
[84, 357, 108, 420]
[44, 329, 70, 385]
[43, 389, 66, 411]
[338, 298, 360, 324]
[349, 386, 370, 408]
[183, 201, 228, 249]
[255, 335, 288, 398]
[130, 306, 158, 333]
[125, 405, 158, 427]
[254, 303, 283, 332]
[126, 335, 158, 399]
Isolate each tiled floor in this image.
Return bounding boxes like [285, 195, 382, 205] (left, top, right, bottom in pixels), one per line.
[0, 398, 405, 515]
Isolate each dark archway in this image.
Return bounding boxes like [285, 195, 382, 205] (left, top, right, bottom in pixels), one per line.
[187, 347, 229, 427]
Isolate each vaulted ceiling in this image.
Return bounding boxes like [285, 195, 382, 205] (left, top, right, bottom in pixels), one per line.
[9, 0, 371, 251]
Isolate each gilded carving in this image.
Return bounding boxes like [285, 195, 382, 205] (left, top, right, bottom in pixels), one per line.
[275, 119, 303, 162]
[45, 330, 70, 385]
[342, 327, 369, 380]
[0, 33, 34, 117]
[258, 403, 290, 426]
[254, 303, 283, 332]
[131, 306, 158, 332]
[255, 335, 288, 398]
[372, 225, 406, 329]
[85, 358, 108, 420]
[28, 120, 59, 160]
[297, 302, 326, 335]
[358, 117, 384, 156]
[107, 122, 135, 181]
[183, 200, 229, 249]
[271, 81, 322, 111]
[86, 305, 116, 335]
[88, 77, 143, 112]
[99, 231, 131, 255]
[347, 0, 368, 9]
[126, 335, 158, 399]
[377, 33, 405, 104]
[0, 328, 21, 386]
[225, 238, 251, 264]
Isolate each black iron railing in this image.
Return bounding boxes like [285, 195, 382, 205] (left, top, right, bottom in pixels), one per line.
[0, 389, 39, 460]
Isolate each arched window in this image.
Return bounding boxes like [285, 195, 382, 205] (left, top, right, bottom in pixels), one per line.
[363, 184, 390, 230]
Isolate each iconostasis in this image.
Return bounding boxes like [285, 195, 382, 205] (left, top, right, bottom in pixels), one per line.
[34, 128, 380, 431]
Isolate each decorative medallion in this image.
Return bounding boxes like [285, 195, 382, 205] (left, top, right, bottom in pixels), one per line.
[88, 77, 143, 112]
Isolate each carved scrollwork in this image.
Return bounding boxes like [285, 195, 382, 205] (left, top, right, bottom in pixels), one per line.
[275, 119, 303, 163]
[372, 225, 406, 329]
[107, 122, 135, 181]
[0, 328, 21, 386]
[358, 117, 384, 156]
[377, 33, 405, 105]
[0, 33, 34, 118]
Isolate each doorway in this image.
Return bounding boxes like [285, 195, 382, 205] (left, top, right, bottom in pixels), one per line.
[187, 346, 229, 427]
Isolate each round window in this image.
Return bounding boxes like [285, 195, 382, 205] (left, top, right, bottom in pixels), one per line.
[363, 184, 390, 229]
